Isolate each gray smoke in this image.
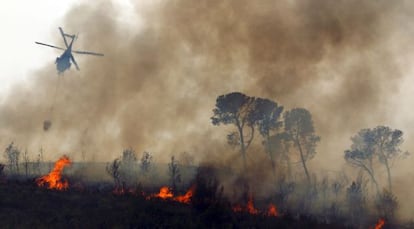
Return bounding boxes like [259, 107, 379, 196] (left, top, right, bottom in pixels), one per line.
[1, 0, 414, 219]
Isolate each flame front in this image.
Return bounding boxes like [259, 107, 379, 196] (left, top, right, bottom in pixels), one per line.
[246, 196, 259, 215]
[174, 186, 195, 204]
[154, 186, 174, 199]
[373, 218, 385, 229]
[267, 204, 278, 217]
[148, 186, 194, 204]
[36, 155, 71, 190]
[231, 194, 279, 217]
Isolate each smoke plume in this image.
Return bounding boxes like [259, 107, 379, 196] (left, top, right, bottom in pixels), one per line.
[1, 0, 414, 216]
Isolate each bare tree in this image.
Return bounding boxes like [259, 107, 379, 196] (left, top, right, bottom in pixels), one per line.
[120, 148, 138, 185]
[23, 149, 29, 177]
[140, 151, 153, 175]
[122, 148, 137, 163]
[168, 156, 181, 192]
[4, 142, 21, 174]
[106, 158, 121, 188]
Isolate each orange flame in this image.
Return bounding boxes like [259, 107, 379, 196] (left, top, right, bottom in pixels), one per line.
[267, 204, 278, 217]
[154, 186, 174, 199]
[246, 196, 259, 215]
[232, 196, 260, 214]
[148, 186, 194, 204]
[36, 155, 71, 190]
[174, 186, 195, 204]
[372, 218, 385, 229]
[232, 196, 278, 217]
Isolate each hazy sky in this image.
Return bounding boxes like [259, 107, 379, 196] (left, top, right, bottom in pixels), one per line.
[0, 1, 78, 94]
[0, 0, 137, 96]
[1, 0, 414, 156]
[1, 0, 414, 162]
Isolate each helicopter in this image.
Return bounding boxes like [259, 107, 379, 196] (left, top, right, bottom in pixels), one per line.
[35, 27, 104, 74]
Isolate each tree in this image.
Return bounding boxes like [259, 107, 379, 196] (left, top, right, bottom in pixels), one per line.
[346, 175, 368, 227]
[376, 189, 398, 220]
[250, 98, 283, 178]
[122, 148, 137, 163]
[370, 126, 407, 193]
[269, 132, 292, 179]
[168, 156, 181, 192]
[106, 158, 121, 189]
[211, 92, 256, 170]
[284, 108, 320, 184]
[120, 148, 138, 185]
[344, 147, 379, 193]
[23, 149, 29, 177]
[140, 151, 153, 175]
[345, 126, 408, 193]
[4, 142, 21, 174]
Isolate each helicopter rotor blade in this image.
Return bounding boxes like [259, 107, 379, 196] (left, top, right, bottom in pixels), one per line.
[59, 27, 69, 48]
[35, 42, 65, 50]
[70, 54, 80, 71]
[73, 50, 104, 56]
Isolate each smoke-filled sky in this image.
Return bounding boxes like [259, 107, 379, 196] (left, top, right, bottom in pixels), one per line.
[0, 0, 77, 94]
[1, 0, 414, 185]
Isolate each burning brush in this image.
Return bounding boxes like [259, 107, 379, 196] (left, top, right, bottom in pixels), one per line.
[147, 186, 195, 204]
[232, 195, 278, 217]
[36, 155, 71, 190]
[371, 218, 385, 229]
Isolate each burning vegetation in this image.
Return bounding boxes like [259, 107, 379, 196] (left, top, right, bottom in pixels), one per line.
[267, 204, 278, 217]
[151, 186, 174, 199]
[0, 90, 411, 227]
[1, 0, 414, 227]
[372, 218, 385, 229]
[36, 155, 71, 190]
[0, 144, 410, 228]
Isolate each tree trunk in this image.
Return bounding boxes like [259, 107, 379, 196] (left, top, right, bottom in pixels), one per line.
[237, 121, 247, 171]
[369, 173, 380, 195]
[295, 137, 311, 184]
[380, 145, 393, 193]
[265, 133, 277, 180]
[384, 159, 392, 192]
[362, 163, 380, 195]
[270, 156, 276, 179]
[282, 142, 292, 181]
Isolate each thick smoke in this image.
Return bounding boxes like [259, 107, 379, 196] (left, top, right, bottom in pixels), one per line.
[1, 0, 414, 216]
